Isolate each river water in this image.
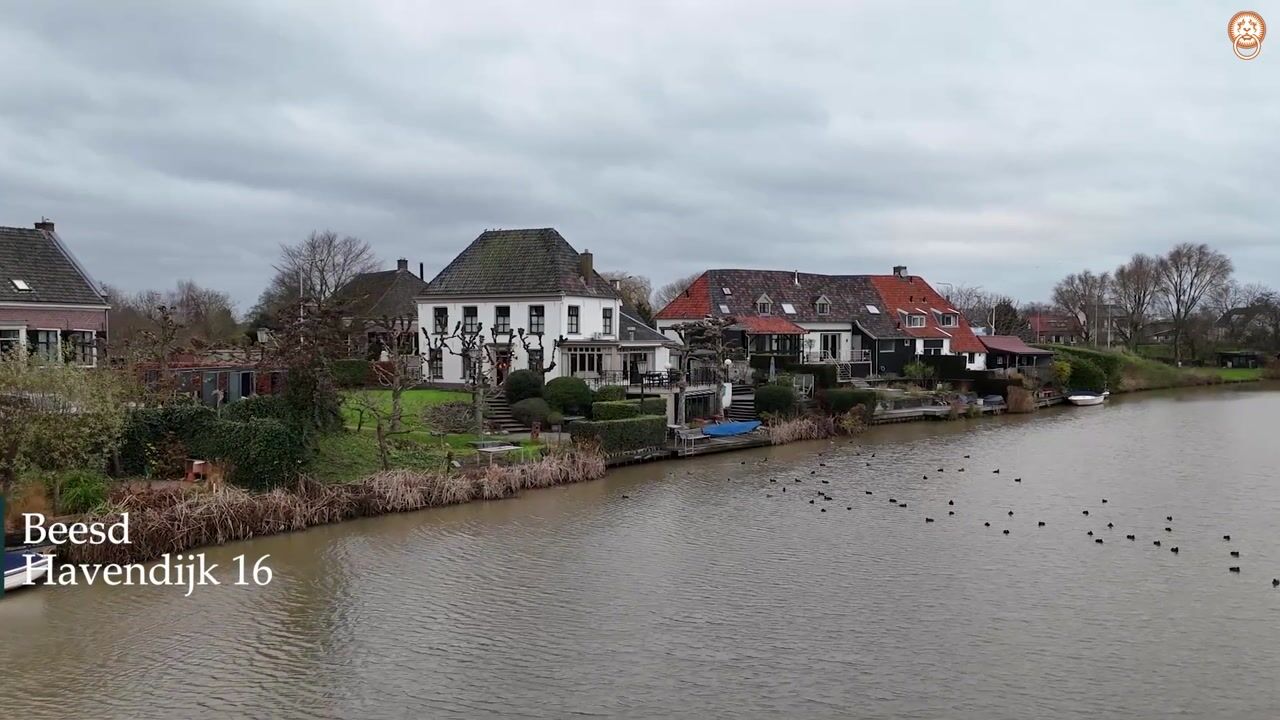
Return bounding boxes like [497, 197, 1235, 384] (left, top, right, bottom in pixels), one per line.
[4, 385, 1280, 719]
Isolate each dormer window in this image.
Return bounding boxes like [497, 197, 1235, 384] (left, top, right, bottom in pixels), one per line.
[815, 296, 831, 316]
[755, 294, 772, 314]
[11, 279, 31, 292]
[907, 314, 927, 328]
[940, 313, 958, 327]
[721, 287, 732, 296]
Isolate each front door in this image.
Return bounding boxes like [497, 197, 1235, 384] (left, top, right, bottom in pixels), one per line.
[495, 349, 511, 385]
[820, 333, 841, 361]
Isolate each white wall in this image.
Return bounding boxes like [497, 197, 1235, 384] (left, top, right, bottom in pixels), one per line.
[417, 294, 621, 383]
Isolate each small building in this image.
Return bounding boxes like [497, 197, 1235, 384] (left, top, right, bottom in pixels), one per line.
[1027, 312, 1081, 345]
[980, 335, 1055, 375]
[1217, 349, 1271, 369]
[330, 258, 431, 358]
[138, 349, 287, 406]
[0, 220, 110, 365]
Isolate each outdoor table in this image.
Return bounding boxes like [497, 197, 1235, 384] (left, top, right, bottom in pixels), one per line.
[476, 444, 523, 464]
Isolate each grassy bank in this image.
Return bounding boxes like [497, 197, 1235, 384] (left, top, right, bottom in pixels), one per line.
[1047, 345, 1262, 393]
[339, 388, 470, 427]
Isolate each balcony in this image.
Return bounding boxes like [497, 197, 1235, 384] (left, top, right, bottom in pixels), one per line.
[802, 349, 871, 364]
[573, 368, 720, 391]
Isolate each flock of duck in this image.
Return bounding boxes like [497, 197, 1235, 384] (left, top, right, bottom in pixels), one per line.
[715, 443, 1280, 589]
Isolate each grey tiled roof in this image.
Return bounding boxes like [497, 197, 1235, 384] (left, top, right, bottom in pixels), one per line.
[618, 309, 677, 346]
[419, 228, 619, 299]
[693, 269, 907, 339]
[0, 225, 108, 306]
[332, 267, 429, 319]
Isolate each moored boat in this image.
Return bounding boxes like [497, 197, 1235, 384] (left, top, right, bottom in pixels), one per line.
[1067, 391, 1110, 407]
[701, 420, 762, 437]
[4, 550, 52, 593]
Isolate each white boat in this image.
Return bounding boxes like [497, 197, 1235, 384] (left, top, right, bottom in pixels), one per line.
[1067, 391, 1110, 407]
[4, 550, 52, 592]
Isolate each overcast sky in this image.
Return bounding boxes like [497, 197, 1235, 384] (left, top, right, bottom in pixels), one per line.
[1, 1, 1276, 312]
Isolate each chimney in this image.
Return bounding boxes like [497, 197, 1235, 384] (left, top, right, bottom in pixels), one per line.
[419, 262, 424, 280]
[793, 270, 800, 286]
[628, 326, 636, 341]
[579, 249, 593, 280]
[613, 278, 622, 290]
[893, 265, 908, 279]
[396, 258, 409, 271]
[34, 218, 54, 232]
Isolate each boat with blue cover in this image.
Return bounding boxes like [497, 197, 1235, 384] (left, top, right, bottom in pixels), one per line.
[701, 420, 762, 437]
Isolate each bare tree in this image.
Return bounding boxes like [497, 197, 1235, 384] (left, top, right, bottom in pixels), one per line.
[1156, 243, 1233, 364]
[601, 271, 654, 323]
[1111, 253, 1159, 348]
[1052, 270, 1111, 344]
[653, 273, 704, 311]
[989, 297, 1029, 336]
[670, 315, 740, 420]
[253, 230, 379, 320]
[362, 314, 421, 433]
[107, 280, 240, 347]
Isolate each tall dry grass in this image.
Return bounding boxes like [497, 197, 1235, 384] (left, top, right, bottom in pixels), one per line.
[62, 447, 607, 565]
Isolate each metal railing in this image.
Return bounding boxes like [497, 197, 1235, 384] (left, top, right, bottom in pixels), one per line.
[802, 349, 871, 364]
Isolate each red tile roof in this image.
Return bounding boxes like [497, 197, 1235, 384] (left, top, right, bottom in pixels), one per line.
[1027, 312, 1081, 336]
[731, 315, 807, 334]
[654, 272, 711, 319]
[868, 275, 985, 353]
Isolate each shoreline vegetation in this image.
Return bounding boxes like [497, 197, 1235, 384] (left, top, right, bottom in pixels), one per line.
[1044, 345, 1268, 393]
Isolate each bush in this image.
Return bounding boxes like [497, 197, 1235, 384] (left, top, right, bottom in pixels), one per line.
[792, 363, 838, 388]
[568, 415, 667, 454]
[511, 398, 553, 427]
[333, 359, 372, 388]
[544, 376, 592, 415]
[504, 369, 544, 403]
[754, 384, 798, 416]
[1067, 357, 1107, 391]
[638, 397, 666, 416]
[903, 360, 936, 384]
[820, 388, 877, 416]
[120, 404, 219, 476]
[423, 400, 478, 434]
[223, 394, 295, 425]
[193, 418, 305, 490]
[593, 385, 627, 402]
[51, 470, 110, 514]
[1051, 358, 1073, 386]
[592, 400, 640, 421]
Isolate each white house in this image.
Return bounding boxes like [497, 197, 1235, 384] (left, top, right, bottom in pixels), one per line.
[416, 228, 678, 389]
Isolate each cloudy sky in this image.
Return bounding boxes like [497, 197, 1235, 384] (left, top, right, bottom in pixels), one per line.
[1, 1, 1276, 311]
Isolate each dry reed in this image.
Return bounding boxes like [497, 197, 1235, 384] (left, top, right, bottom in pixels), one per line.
[62, 447, 607, 565]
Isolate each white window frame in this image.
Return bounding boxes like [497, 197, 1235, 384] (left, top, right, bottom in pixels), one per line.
[907, 314, 926, 328]
[940, 313, 958, 327]
[755, 294, 772, 315]
[68, 329, 98, 367]
[816, 300, 830, 316]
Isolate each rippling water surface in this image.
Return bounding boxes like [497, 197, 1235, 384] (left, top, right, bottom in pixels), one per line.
[5, 385, 1280, 719]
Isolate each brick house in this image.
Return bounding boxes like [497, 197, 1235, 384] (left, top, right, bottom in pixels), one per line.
[0, 220, 109, 365]
[330, 258, 430, 359]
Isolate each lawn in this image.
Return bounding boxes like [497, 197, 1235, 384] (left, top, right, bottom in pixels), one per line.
[340, 388, 470, 428]
[1217, 367, 1264, 382]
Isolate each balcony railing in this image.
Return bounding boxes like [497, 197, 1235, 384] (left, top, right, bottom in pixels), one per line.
[572, 367, 723, 390]
[802, 349, 871, 364]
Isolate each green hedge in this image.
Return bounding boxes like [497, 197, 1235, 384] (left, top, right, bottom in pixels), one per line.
[333, 359, 372, 388]
[511, 397, 553, 426]
[592, 400, 640, 421]
[638, 397, 666, 416]
[1066, 357, 1107, 392]
[544, 376, 592, 415]
[1047, 346, 1123, 388]
[504, 369, 544, 403]
[568, 415, 667, 454]
[792, 363, 838, 388]
[119, 404, 219, 476]
[820, 388, 878, 416]
[223, 394, 295, 425]
[191, 418, 305, 490]
[754, 384, 798, 416]
[593, 385, 627, 402]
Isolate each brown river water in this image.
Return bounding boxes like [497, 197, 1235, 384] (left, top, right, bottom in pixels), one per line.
[4, 384, 1280, 719]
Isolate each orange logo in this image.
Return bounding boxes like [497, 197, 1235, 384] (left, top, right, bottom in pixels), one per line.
[1229, 11, 1266, 60]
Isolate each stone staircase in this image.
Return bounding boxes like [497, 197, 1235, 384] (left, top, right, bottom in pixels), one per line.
[725, 384, 758, 421]
[483, 392, 528, 433]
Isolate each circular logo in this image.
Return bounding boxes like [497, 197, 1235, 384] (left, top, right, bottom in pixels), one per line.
[1228, 11, 1266, 60]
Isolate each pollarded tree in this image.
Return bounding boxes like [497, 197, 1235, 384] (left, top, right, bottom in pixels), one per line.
[424, 323, 562, 431]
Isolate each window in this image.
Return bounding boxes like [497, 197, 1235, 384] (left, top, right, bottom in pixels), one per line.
[755, 294, 772, 314]
[31, 329, 58, 362]
[0, 329, 19, 356]
[494, 306, 511, 333]
[462, 306, 479, 334]
[529, 305, 545, 334]
[428, 348, 443, 379]
[816, 300, 830, 316]
[922, 339, 944, 356]
[966, 352, 976, 364]
[568, 305, 580, 334]
[866, 305, 880, 314]
[11, 279, 31, 292]
[568, 346, 603, 374]
[718, 304, 731, 314]
[781, 303, 796, 315]
[877, 339, 896, 354]
[527, 348, 543, 373]
[721, 287, 732, 296]
[433, 307, 449, 334]
[940, 313, 958, 327]
[907, 314, 926, 328]
[67, 330, 96, 366]
[602, 308, 613, 334]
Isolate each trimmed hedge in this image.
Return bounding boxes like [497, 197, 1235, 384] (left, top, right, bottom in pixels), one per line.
[592, 400, 640, 421]
[192, 418, 305, 490]
[568, 415, 667, 454]
[638, 397, 666, 416]
[511, 398, 553, 427]
[504, 369, 544, 403]
[119, 404, 218, 476]
[820, 388, 878, 416]
[593, 385, 627, 402]
[754, 384, 798, 416]
[544, 376, 592, 415]
[333, 359, 372, 388]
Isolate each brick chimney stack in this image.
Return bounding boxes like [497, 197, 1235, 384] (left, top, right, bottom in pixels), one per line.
[397, 258, 409, 271]
[579, 249, 593, 281]
[34, 218, 54, 232]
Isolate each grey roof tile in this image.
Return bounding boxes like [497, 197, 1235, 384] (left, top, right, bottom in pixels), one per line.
[418, 228, 619, 299]
[0, 225, 107, 306]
